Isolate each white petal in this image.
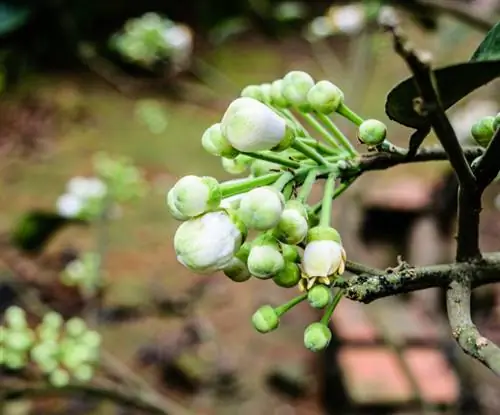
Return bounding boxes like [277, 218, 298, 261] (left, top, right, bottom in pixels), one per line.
[56, 194, 83, 218]
[302, 240, 342, 277]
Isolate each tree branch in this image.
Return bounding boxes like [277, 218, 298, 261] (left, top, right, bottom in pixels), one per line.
[447, 278, 500, 376]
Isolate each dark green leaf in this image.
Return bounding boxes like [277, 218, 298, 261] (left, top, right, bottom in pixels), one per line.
[385, 20, 500, 129]
[0, 3, 32, 37]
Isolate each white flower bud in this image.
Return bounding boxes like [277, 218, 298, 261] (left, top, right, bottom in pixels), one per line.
[307, 81, 344, 114]
[166, 189, 189, 221]
[168, 175, 222, 218]
[56, 193, 83, 218]
[282, 71, 315, 111]
[221, 97, 293, 152]
[247, 241, 285, 279]
[222, 155, 252, 175]
[201, 123, 238, 158]
[241, 85, 263, 101]
[174, 210, 246, 273]
[67, 177, 107, 199]
[238, 186, 285, 230]
[275, 200, 309, 244]
[270, 79, 289, 108]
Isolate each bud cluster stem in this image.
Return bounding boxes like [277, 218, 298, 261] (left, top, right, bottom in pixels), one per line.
[320, 288, 344, 325]
[316, 113, 358, 156]
[275, 292, 308, 316]
[320, 173, 337, 227]
[220, 172, 282, 197]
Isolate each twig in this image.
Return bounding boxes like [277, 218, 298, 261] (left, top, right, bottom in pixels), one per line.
[473, 128, 500, 190]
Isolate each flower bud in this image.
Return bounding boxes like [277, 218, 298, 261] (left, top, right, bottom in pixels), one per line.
[166, 190, 189, 221]
[302, 226, 346, 279]
[222, 155, 252, 175]
[358, 119, 387, 146]
[4, 350, 27, 370]
[307, 81, 344, 114]
[223, 257, 251, 282]
[168, 175, 222, 218]
[282, 71, 315, 111]
[493, 113, 500, 132]
[5, 306, 27, 330]
[275, 200, 309, 244]
[252, 305, 280, 333]
[4, 329, 34, 351]
[241, 85, 263, 101]
[174, 209, 246, 273]
[66, 318, 87, 338]
[247, 238, 285, 279]
[201, 123, 238, 158]
[50, 368, 71, 388]
[281, 244, 300, 263]
[239, 186, 285, 230]
[307, 285, 332, 308]
[260, 83, 273, 104]
[273, 262, 301, 288]
[250, 159, 282, 177]
[304, 322, 332, 352]
[73, 364, 94, 382]
[270, 79, 289, 108]
[471, 116, 495, 147]
[221, 97, 293, 152]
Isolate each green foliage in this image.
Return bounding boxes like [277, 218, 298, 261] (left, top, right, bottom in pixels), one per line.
[0, 3, 32, 36]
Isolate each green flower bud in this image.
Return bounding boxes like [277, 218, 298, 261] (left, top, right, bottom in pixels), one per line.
[260, 83, 273, 104]
[5, 306, 27, 330]
[73, 364, 94, 383]
[307, 80, 344, 114]
[42, 312, 63, 330]
[81, 330, 101, 349]
[247, 239, 285, 279]
[273, 262, 301, 288]
[221, 97, 294, 152]
[304, 322, 332, 352]
[251, 158, 282, 177]
[201, 123, 239, 158]
[305, 206, 320, 228]
[471, 116, 495, 147]
[281, 244, 300, 263]
[31, 342, 59, 373]
[37, 325, 60, 342]
[358, 119, 387, 146]
[222, 155, 252, 175]
[174, 210, 246, 273]
[4, 329, 35, 351]
[4, 350, 27, 370]
[282, 71, 315, 111]
[307, 285, 332, 308]
[167, 175, 222, 218]
[223, 257, 251, 282]
[61, 344, 91, 370]
[270, 79, 289, 108]
[239, 186, 285, 230]
[241, 85, 263, 101]
[307, 226, 341, 244]
[65, 318, 87, 338]
[275, 200, 309, 244]
[493, 113, 500, 132]
[252, 305, 280, 333]
[50, 368, 70, 388]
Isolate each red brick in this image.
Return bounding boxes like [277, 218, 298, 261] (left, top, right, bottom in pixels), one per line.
[337, 347, 414, 405]
[402, 348, 460, 405]
[331, 300, 380, 343]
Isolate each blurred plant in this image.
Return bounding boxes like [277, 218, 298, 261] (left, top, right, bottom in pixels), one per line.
[135, 99, 169, 135]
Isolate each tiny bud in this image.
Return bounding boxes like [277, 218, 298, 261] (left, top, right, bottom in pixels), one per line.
[4, 306, 27, 330]
[282, 244, 300, 263]
[307, 285, 332, 308]
[275, 200, 309, 244]
[307, 80, 344, 114]
[239, 186, 285, 230]
[241, 85, 263, 101]
[260, 83, 273, 103]
[168, 175, 222, 218]
[358, 119, 387, 146]
[4, 329, 35, 351]
[174, 210, 246, 274]
[66, 318, 87, 338]
[471, 116, 495, 147]
[282, 71, 315, 111]
[221, 97, 294, 152]
[50, 368, 71, 388]
[222, 155, 252, 175]
[73, 364, 94, 383]
[270, 79, 289, 108]
[247, 240, 285, 279]
[273, 262, 301, 288]
[201, 123, 239, 158]
[252, 305, 280, 333]
[223, 256, 251, 282]
[304, 322, 332, 352]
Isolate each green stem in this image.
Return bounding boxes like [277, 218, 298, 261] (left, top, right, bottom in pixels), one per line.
[282, 182, 294, 201]
[316, 113, 358, 156]
[378, 140, 407, 156]
[313, 177, 356, 214]
[273, 171, 294, 191]
[300, 138, 340, 156]
[298, 169, 318, 203]
[221, 172, 282, 197]
[320, 289, 344, 325]
[301, 113, 342, 150]
[320, 173, 336, 227]
[292, 140, 330, 166]
[275, 293, 308, 316]
[242, 151, 300, 169]
[282, 108, 309, 135]
[337, 102, 364, 126]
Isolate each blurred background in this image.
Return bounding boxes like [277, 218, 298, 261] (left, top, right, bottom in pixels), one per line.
[2, 0, 500, 414]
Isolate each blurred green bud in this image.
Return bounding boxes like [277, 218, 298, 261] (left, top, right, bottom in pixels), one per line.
[307, 285, 332, 309]
[241, 85, 263, 101]
[61, 344, 91, 370]
[5, 306, 27, 330]
[81, 330, 101, 349]
[4, 329, 35, 351]
[358, 119, 387, 146]
[31, 342, 59, 373]
[50, 368, 71, 388]
[222, 155, 252, 175]
[65, 318, 87, 338]
[73, 364, 94, 383]
[303, 322, 332, 352]
[307, 81, 344, 114]
[270, 79, 289, 108]
[4, 350, 27, 370]
[201, 123, 239, 159]
[282, 71, 315, 111]
[471, 116, 495, 147]
[42, 312, 63, 330]
[247, 239, 285, 279]
[273, 262, 301, 288]
[238, 186, 285, 230]
[252, 305, 280, 333]
[281, 244, 300, 263]
[260, 83, 273, 104]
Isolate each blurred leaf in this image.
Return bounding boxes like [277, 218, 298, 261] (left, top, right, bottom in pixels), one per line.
[10, 210, 86, 254]
[208, 17, 250, 45]
[273, 2, 308, 22]
[134, 99, 169, 135]
[0, 3, 32, 37]
[385, 21, 500, 129]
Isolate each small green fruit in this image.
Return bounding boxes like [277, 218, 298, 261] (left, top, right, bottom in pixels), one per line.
[358, 119, 387, 146]
[304, 322, 332, 352]
[252, 305, 280, 333]
[307, 285, 332, 309]
[273, 262, 301, 288]
[471, 116, 495, 147]
[307, 80, 344, 114]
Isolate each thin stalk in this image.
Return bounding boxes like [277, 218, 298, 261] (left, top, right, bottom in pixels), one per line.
[273, 171, 294, 191]
[298, 169, 318, 203]
[275, 293, 308, 316]
[316, 113, 358, 156]
[301, 113, 342, 150]
[300, 138, 340, 156]
[320, 289, 344, 325]
[282, 108, 309, 135]
[242, 151, 300, 169]
[292, 140, 330, 166]
[320, 173, 336, 227]
[313, 177, 356, 214]
[221, 172, 282, 197]
[337, 102, 364, 126]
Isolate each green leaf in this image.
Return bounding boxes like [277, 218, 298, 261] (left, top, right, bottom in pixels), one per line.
[385, 20, 500, 129]
[0, 3, 32, 37]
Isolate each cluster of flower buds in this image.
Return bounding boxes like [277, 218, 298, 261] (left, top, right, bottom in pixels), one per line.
[61, 252, 102, 296]
[0, 307, 100, 387]
[56, 152, 146, 221]
[111, 12, 193, 71]
[168, 70, 389, 351]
